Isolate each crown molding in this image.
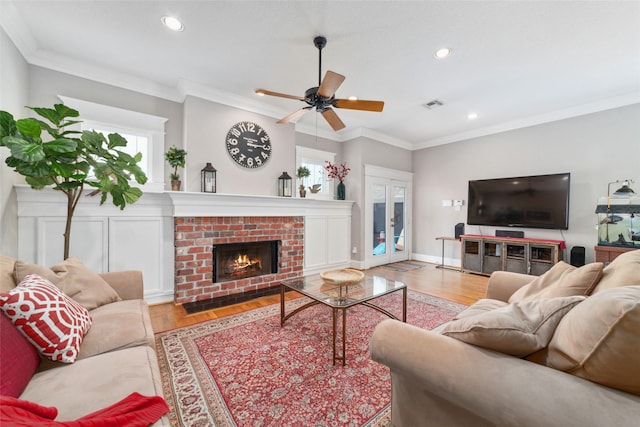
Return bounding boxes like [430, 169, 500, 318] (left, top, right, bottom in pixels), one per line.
[414, 92, 640, 150]
[0, 1, 37, 56]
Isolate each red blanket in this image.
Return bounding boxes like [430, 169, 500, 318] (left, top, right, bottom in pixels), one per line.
[0, 392, 169, 426]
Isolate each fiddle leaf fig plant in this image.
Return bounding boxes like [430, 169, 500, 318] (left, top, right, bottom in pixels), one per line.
[0, 104, 148, 259]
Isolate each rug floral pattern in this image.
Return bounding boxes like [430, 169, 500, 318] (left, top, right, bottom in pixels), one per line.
[156, 290, 465, 426]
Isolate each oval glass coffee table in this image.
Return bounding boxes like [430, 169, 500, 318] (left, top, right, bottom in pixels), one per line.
[280, 273, 407, 366]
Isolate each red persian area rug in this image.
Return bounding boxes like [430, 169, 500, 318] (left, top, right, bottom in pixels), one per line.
[155, 290, 465, 427]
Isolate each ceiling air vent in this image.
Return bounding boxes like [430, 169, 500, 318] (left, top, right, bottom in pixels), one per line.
[423, 99, 444, 109]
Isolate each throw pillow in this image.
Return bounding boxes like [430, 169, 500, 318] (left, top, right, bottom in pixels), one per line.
[0, 312, 40, 397]
[14, 257, 121, 310]
[440, 295, 585, 357]
[591, 249, 640, 293]
[0, 274, 92, 363]
[545, 286, 640, 395]
[508, 261, 603, 303]
[1, 255, 17, 292]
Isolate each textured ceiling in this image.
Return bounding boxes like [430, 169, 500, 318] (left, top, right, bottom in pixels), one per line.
[2, 1, 639, 148]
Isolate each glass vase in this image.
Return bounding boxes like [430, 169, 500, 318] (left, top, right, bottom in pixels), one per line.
[337, 181, 346, 200]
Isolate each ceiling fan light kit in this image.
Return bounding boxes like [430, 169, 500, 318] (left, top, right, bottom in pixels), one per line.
[256, 36, 384, 131]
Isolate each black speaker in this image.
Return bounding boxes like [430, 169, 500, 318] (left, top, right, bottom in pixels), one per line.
[570, 246, 586, 267]
[496, 230, 525, 238]
[454, 223, 465, 239]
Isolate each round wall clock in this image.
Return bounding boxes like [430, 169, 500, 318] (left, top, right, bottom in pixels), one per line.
[225, 121, 272, 168]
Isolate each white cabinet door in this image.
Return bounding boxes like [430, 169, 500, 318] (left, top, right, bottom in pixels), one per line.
[304, 214, 351, 274]
[26, 217, 108, 272]
[109, 217, 173, 300]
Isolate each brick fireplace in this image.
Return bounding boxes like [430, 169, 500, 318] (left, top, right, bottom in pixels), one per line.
[174, 216, 304, 305]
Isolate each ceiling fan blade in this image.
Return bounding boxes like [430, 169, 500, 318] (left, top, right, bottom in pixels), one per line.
[317, 71, 345, 98]
[277, 107, 310, 124]
[333, 99, 385, 112]
[321, 108, 346, 131]
[255, 88, 305, 101]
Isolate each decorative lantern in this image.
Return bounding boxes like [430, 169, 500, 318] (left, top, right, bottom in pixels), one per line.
[278, 171, 292, 197]
[201, 163, 217, 193]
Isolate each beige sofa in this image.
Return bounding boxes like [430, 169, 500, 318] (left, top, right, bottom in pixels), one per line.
[371, 250, 640, 427]
[0, 256, 168, 425]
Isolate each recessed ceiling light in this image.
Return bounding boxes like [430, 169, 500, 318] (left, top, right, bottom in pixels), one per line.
[434, 48, 452, 59]
[162, 16, 184, 32]
[467, 112, 478, 120]
[348, 96, 358, 101]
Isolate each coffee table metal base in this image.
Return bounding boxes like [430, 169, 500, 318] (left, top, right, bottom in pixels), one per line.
[280, 284, 407, 366]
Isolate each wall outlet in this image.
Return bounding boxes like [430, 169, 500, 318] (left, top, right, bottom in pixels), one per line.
[352, 246, 357, 254]
[454, 199, 464, 206]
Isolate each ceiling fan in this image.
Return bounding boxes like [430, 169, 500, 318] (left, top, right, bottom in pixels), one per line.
[256, 36, 384, 131]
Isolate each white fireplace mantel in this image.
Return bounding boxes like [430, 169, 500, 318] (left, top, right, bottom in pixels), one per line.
[166, 191, 354, 217]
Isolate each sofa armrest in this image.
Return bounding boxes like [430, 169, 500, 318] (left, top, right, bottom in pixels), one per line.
[99, 270, 144, 300]
[485, 270, 533, 301]
[370, 319, 640, 427]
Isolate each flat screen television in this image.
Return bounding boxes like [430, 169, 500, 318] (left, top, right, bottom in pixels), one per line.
[467, 173, 570, 230]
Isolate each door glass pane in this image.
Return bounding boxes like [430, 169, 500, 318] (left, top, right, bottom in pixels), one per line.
[372, 183, 387, 256]
[393, 186, 406, 252]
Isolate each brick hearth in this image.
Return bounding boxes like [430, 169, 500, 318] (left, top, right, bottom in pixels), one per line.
[174, 216, 304, 304]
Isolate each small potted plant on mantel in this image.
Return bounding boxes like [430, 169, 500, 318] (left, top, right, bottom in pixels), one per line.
[296, 166, 311, 198]
[165, 145, 187, 191]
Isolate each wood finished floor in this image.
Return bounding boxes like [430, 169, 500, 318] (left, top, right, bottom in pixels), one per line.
[149, 261, 489, 332]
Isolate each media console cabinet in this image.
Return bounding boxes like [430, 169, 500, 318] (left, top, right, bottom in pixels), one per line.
[461, 234, 564, 276]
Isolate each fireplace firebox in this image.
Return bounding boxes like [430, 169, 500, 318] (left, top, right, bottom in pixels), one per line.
[213, 240, 279, 283]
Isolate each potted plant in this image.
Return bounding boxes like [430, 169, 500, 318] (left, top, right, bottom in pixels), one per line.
[165, 145, 187, 191]
[296, 166, 311, 198]
[0, 104, 147, 259]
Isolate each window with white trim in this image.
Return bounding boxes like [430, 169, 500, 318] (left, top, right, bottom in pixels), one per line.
[296, 146, 336, 199]
[82, 122, 151, 176]
[58, 96, 167, 192]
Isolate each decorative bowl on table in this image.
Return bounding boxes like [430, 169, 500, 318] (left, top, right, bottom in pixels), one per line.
[320, 268, 365, 286]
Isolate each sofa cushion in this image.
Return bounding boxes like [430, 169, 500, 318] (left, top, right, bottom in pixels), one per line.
[14, 257, 121, 310]
[0, 274, 92, 363]
[0, 311, 40, 397]
[508, 261, 603, 303]
[545, 286, 640, 395]
[37, 299, 156, 371]
[35, 299, 155, 370]
[1, 255, 17, 292]
[440, 296, 585, 357]
[592, 249, 640, 293]
[21, 346, 165, 422]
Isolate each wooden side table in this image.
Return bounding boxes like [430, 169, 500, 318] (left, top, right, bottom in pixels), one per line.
[594, 245, 636, 263]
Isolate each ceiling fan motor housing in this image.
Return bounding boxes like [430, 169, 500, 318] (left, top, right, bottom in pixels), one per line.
[304, 86, 334, 111]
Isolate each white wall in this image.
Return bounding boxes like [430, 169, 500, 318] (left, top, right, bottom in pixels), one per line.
[182, 95, 296, 195]
[0, 28, 28, 257]
[412, 103, 640, 265]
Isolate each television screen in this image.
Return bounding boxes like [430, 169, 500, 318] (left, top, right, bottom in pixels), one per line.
[467, 173, 570, 230]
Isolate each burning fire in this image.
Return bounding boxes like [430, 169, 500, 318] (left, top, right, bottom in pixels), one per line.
[235, 253, 259, 269]
[224, 253, 262, 275]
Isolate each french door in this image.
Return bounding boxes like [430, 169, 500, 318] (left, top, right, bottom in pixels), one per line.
[364, 166, 412, 268]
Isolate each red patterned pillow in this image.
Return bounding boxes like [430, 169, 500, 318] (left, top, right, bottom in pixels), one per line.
[0, 274, 92, 363]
